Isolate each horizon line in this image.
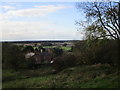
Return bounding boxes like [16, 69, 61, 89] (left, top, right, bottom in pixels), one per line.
[0, 39, 82, 42]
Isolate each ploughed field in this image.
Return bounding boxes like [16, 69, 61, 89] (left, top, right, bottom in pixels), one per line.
[3, 64, 119, 88]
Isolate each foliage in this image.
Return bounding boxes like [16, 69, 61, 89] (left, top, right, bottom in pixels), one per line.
[53, 48, 63, 57]
[38, 46, 43, 50]
[52, 53, 77, 71]
[85, 24, 107, 40]
[62, 43, 67, 47]
[76, 2, 119, 40]
[73, 40, 119, 68]
[2, 43, 26, 70]
[25, 57, 35, 69]
[41, 42, 53, 46]
[74, 40, 87, 52]
[22, 46, 34, 52]
[76, 2, 119, 68]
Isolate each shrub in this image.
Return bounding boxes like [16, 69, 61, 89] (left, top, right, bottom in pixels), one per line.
[41, 42, 52, 46]
[100, 40, 119, 67]
[52, 53, 77, 71]
[74, 40, 119, 68]
[74, 52, 87, 65]
[53, 48, 63, 57]
[38, 46, 43, 50]
[2, 43, 26, 71]
[74, 40, 87, 52]
[26, 57, 36, 69]
[22, 46, 34, 52]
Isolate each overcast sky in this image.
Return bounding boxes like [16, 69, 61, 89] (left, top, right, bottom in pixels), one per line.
[0, 2, 88, 41]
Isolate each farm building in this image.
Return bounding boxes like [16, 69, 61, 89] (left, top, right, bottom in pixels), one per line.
[25, 48, 53, 65]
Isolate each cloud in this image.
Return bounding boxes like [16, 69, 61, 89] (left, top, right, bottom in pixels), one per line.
[34, 4, 70, 9]
[1, 5, 15, 10]
[1, 21, 54, 40]
[1, 20, 76, 41]
[5, 5, 71, 17]
[0, 13, 11, 21]
[0, 13, 5, 21]
[6, 2, 17, 5]
[1, 21, 54, 33]
[0, 4, 78, 41]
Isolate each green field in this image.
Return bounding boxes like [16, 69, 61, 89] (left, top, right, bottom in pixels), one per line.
[3, 64, 119, 88]
[20, 45, 72, 51]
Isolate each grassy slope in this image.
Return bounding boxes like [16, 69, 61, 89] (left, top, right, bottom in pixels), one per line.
[3, 64, 120, 88]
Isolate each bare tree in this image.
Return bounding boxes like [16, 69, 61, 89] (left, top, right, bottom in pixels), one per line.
[76, 2, 120, 40]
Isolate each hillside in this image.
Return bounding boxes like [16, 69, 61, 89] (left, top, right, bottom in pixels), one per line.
[3, 64, 119, 88]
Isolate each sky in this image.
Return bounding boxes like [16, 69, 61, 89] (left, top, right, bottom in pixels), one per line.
[1, 0, 118, 41]
[0, 2, 89, 41]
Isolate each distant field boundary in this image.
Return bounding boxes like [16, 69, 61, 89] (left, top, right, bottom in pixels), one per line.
[1, 40, 80, 43]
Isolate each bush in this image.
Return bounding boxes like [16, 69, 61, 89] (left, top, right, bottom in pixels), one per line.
[74, 53, 86, 65]
[26, 57, 36, 69]
[2, 43, 26, 71]
[22, 46, 34, 52]
[74, 40, 119, 68]
[100, 40, 119, 67]
[52, 53, 77, 71]
[41, 42, 52, 46]
[53, 48, 63, 57]
[74, 40, 87, 52]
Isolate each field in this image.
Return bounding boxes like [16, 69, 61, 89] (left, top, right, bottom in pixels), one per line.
[3, 64, 119, 88]
[32, 46, 72, 51]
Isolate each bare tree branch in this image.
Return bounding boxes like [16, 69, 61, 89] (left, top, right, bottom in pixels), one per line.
[94, 4, 117, 39]
[76, 2, 120, 40]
